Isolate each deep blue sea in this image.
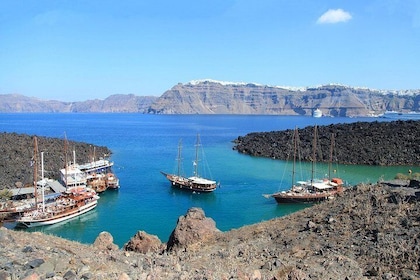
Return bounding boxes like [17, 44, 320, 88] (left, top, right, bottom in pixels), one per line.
[0, 114, 416, 247]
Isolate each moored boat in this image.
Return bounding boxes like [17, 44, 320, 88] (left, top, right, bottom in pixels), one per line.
[161, 172, 217, 192]
[161, 135, 218, 193]
[15, 136, 99, 228]
[272, 178, 344, 203]
[105, 172, 120, 189]
[270, 126, 345, 203]
[63, 147, 120, 192]
[16, 187, 99, 228]
[78, 154, 120, 191]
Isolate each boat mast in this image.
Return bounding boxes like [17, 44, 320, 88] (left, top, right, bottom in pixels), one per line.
[41, 151, 45, 211]
[311, 125, 318, 186]
[177, 139, 183, 176]
[292, 127, 298, 187]
[64, 133, 69, 189]
[193, 134, 200, 177]
[329, 133, 335, 180]
[33, 137, 38, 206]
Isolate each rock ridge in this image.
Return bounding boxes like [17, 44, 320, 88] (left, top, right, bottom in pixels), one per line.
[2, 80, 420, 116]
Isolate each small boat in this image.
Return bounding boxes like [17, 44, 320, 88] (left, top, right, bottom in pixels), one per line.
[105, 172, 120, 189]
[271, 126, 344, 203]
[161, 134, 217, 192]
[86, 173, 108, 193]
[15, 136, 99, 228]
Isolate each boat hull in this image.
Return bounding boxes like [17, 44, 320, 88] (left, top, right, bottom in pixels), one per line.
[272, 193, 334, 203]
[161, 172, 217, 192]
[272, 187, 343, 204]
[16, 200, 98, 228]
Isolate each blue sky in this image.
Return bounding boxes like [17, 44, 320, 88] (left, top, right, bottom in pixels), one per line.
[1, 0, 419, 101]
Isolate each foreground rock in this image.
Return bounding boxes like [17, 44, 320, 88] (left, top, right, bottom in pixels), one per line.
[233, 120, 420, 166]
[167, 207, 220, 251]
[1, 183, 419, 279]
[123, 231, 164, 254]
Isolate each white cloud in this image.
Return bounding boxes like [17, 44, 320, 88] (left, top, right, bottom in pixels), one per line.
[317, 9, 352, 24]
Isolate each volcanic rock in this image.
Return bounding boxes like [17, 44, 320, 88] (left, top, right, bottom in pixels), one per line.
[167, 207, 220, 251]
[233, 120, 420, 166]
[92, 231, 118, 251]
[123, 231, 164, 254]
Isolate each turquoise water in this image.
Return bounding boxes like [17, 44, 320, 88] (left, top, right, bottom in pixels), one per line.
[0, 114, 416, 247]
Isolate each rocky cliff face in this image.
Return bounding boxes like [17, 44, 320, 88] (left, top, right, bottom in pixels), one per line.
[2, 80, 420, 116]
[0, 94, 157, 113]
[148, 81, 420, 117]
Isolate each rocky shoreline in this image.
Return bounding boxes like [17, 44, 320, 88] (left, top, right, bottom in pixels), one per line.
[233, 120, 420, 166]
[1, 182, 420, 279]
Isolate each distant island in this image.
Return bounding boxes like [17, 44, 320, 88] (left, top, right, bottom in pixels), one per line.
[1, 80, 420, 117]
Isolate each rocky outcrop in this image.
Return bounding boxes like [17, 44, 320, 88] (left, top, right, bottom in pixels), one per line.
[123, 231, 164, 253]
[148, 80, 420, 116]
[233, 120, 420, 166]
[166, 207, 220, 251]
[0, 133, 112, 189]
[92, 231, 119, 251]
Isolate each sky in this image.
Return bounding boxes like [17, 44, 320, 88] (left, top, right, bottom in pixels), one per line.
[1, 0, 419, 101]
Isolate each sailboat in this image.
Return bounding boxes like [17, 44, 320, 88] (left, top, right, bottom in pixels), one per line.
[271, 126, 344, 203]
[15, 136, 99, 228]
[161, 134, 218, 192]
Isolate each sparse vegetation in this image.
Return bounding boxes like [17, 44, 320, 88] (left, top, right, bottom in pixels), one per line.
[0, 189, 12, 200]
[395, 171, 420, 180]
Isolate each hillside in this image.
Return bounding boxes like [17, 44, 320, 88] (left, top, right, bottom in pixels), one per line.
[2, 80, 420, 116]
[1, 183, 419, 279]
[0, 94, 157, 113]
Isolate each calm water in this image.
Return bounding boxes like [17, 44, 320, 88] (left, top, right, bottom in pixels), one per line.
[0, 114, 416, 247]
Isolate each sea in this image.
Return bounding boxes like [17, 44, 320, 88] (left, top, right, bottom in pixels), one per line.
[0, 113, 418, 247]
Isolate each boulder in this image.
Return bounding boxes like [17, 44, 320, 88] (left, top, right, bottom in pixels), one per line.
[167, 207, 220, 251]
[92, 231, 118, 251]
[123, 231, 164, 253]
